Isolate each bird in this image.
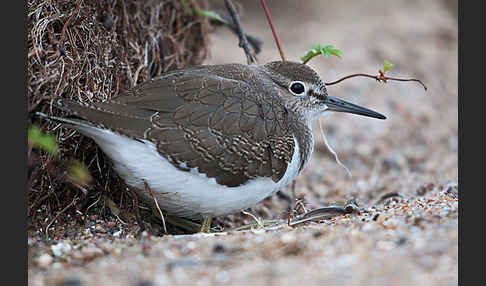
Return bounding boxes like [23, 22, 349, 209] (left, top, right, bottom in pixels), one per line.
[38, 61, 386, 232]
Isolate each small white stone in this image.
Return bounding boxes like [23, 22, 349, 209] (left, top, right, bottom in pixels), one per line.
[51, 262, 63, 269]
[362, 223, 376, 232]
[281, 232, 296, 243]
[112, 230, 122, 238]
[250, 229, 265, 235]
[377, 240, 394, 251]
[154, 273, 169, 285]
[186, 241, 196, 250]
[37, 254, 53, 268]
[51, 241, 72, 258]
[215, 271, 230, 283]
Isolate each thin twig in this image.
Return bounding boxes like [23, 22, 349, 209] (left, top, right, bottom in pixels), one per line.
[29, 192, 51, 221]
[224, 0, 257, 64]
[241, 210, 264, 228]
[228, 218, 280, 232]
[58, 0, 83, 51]
[291, 180, 296, 204]
[287, 208, 292, 226]
[289, 203, 359, 227]
[45, 197, 78, 239]
[28, 48, 41, 59]
[325, 71, 428, 91]
[219, 14, 263, 54]
[260, 0, 286, 61]
[294, 199, 308, 214]
[318, 119, 352, 177]
[144, 181, 167, 234]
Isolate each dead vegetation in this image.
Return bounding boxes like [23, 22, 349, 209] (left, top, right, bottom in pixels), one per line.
[27, 0, 211, 236]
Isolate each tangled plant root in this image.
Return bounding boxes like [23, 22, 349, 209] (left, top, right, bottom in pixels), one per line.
[27, 0, 211, 234]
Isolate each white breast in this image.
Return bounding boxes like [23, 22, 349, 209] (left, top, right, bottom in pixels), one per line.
[76, 126, 306, 219]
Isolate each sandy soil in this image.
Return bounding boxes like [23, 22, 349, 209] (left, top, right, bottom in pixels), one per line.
[28, 0, 458, 285]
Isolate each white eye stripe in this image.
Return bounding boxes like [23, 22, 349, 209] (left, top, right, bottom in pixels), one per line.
[289, 81, 307, 96]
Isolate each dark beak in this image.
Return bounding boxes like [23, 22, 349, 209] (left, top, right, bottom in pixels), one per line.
[325, 96, 386, 119]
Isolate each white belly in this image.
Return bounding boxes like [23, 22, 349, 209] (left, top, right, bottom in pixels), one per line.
[77, 127, 306, 219]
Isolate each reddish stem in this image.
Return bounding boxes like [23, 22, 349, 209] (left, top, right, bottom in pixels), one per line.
[59, 0, 83, 47]
[325, 72, 427, 91]
[260, 0, 286, 61]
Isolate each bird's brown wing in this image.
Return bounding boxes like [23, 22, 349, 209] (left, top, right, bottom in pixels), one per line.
[59, 67, 295, 187]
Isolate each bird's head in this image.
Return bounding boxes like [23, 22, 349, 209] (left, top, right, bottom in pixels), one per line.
[262, 61, 386, 122]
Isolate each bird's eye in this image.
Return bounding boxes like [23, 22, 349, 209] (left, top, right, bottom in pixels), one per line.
[289, 81, 306, 95]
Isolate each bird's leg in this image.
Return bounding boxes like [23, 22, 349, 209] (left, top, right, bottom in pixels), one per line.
[290, 180, 297, 217]
[276, 190, 292, 204]
[291, 180, 296, 204]
[200, 216, 213, 233]
[276, 181, 298, 218]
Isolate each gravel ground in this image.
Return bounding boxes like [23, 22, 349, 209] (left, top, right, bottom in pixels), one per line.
[28, 0, 458, 285]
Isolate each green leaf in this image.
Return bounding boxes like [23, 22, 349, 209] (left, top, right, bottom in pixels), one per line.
[301, 44, 343, 63]
[28, 126, 58, 155]
[195, 9, 228, 24]
[383, 60, 394, 72]
[325, 45, 343, 59]
[319, 45, 331, 57]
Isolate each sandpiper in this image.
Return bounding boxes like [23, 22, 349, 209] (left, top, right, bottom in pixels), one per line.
[39, 61, 386, 232]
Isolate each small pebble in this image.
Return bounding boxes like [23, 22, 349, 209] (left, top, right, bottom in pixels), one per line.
[51, 241, 72, 258]
[372, 213, 380, 221]
[36, 253, 53, 269]
[186, 241, 196, 250]
[396, 237, 407, 246]
[112, 230, 122, 238]
[94, 225, 106, 233]
[60, 277, 83, 286]
[80, 246, 103, 261]
[136, 280, 153, 286]
[280, 232, 296, 243]
[213, 243, 226, 253]
[215, 271, 230, 283]
[377, 240, 394, 251]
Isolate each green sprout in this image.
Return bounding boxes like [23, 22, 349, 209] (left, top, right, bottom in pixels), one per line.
[181, 0, 228, 25]
[383, 60, 394, 73]
[28, 125, 58, 155]
[301, 44, 343, 64]
[195, 9, 228, 24]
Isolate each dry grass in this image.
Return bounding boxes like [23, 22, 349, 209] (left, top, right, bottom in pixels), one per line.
[27, 0, 211, 235]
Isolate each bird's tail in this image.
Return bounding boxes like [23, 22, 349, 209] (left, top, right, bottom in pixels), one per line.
[35, 111, 96, 130]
